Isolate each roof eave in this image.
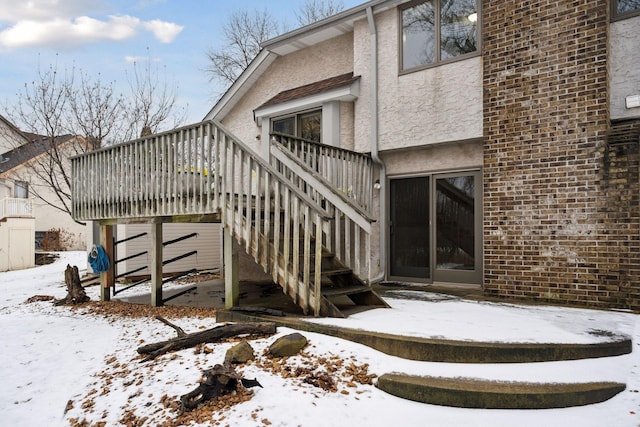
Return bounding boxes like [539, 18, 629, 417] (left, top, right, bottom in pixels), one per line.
[262, 0, 400, 55]
[204, 50, 278, 121]
[205, 0, 404, 122]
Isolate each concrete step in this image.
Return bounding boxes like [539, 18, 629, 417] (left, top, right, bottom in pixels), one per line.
[215, 310, 632, 363]
[376, 374, 626, 409]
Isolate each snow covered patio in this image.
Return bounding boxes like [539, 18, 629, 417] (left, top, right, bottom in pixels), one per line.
[1, 252, 638, 426]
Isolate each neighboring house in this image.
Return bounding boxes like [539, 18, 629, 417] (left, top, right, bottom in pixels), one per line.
[0, 114, 87, 251]
[72, 0, 640, 314]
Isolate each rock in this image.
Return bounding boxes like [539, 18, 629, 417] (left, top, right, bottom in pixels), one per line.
[225, 341, 255, 364]
[268, 333, 308, 358]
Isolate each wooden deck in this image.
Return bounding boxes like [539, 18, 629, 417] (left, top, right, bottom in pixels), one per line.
[71, 120, 382, 316]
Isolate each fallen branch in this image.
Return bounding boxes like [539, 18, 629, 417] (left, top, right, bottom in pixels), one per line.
[136, 318, 276, 362]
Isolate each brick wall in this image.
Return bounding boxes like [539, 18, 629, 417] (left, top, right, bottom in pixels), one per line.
[483, 0, 640, 310]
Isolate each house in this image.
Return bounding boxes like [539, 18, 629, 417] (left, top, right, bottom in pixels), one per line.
[0, 114, 87, 252]
[72, 0, 640, 314]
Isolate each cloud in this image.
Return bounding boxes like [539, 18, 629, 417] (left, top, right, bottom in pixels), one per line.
[0, 0, 183, 49]
[143, 20, 183, 43]
[0, 0, 103, 22]
[124, 55, 161, 63]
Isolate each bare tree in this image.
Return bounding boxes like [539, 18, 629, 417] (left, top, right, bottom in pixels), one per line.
[66, 70, 127, 149]
[124, 53, 187, 139]
[4, 63, 82, 223]
[2, 57, 185, 225]
[205, 9, 280, 92]
[206, 2, 345, 95]
[295, 0, 345, 26]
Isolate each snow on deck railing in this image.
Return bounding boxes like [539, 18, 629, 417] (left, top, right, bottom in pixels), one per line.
[0, 197, 33, 219]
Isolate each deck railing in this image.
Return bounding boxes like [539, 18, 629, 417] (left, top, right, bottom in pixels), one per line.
[72, 121, 218, 220]
[271, 133, 374, 214]
[0, 197, 32, 219]
[71, 120, 373, 315]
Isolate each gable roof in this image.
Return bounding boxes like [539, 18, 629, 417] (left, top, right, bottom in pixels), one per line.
[0, 133, 76, 174]
[0, 114, 30, 154]
[205, 0, 403, 122]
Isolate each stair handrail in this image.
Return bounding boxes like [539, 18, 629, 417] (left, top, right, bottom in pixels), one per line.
[270, 142, 374, 226]
[271, 133, 374, 214]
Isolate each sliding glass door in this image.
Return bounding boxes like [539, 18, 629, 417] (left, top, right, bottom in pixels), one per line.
[389, 177, 431, 279]
[389, 171, 481, 284]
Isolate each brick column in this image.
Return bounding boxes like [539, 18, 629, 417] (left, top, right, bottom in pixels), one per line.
[481, 1, 639, 309]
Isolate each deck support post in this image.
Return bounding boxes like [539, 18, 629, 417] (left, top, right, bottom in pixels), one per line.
[224, 228, 239, 309]
[99, 224, 114, 302]
[151, 222, 163, 307]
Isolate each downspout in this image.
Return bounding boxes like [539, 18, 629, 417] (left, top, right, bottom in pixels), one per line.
[366, 6, 387, 284]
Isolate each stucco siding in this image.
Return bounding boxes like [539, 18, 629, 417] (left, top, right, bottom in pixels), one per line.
[610, 15, 640, 120]
[382, 139, 483, 177]
[353, 9, 483, 153]
[221, 33, 354, 149]
[339, 101, 355, 151]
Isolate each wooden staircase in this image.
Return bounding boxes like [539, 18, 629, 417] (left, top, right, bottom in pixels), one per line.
[313, 249, 389, 318]
[71, 120, 388, 317]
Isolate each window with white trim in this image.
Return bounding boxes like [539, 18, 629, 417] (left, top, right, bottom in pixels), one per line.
[13, 181, 28, 198]
[272, 109, 322, 142]
[401, 0, 479, 72]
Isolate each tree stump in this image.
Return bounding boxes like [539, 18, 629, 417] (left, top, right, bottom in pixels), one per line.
[54, 265, 90, 306]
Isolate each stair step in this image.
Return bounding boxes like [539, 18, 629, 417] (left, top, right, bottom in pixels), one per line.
[322, 285, 370, 297]
[320, 268, 352, 277]
[376, 374, 626, 409]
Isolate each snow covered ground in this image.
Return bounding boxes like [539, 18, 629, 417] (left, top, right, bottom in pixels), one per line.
[0, 251, 638, 426]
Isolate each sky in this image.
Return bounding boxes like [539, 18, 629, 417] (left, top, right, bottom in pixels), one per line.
[1, 251, 639, 426]
[0, 0, 364, 127]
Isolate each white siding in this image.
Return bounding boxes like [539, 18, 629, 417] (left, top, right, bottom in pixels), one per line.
[0, 217, 35, 272]
[115, 223, 222, 278]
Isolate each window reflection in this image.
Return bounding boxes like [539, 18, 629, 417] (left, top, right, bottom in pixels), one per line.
[436, 175, 475, 270]
[299, 111, 322, 142]
[402, 1, 435, 69]
[401, 0, 478, 70]
[272, 110, 322, 142]
[440, 0, 477, 60]
[617, 0, 640, 14]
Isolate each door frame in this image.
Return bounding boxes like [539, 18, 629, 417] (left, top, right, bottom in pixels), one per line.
[387, 169, 483, 285]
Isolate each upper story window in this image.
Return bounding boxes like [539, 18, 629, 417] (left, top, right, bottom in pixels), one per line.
[401, 0, 479, 72]
[613, 0, 640, 20]
[13, 181, 28, 198]
[272, 110, 322, 142]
